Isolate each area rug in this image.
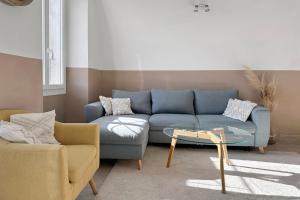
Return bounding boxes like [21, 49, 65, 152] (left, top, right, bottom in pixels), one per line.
[83, 146, 300, 200]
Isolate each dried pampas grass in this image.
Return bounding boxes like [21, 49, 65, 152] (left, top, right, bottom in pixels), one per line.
[244, 66, 277, 111]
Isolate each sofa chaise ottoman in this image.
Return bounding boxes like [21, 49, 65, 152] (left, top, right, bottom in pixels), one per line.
[84, 89, 270, 169]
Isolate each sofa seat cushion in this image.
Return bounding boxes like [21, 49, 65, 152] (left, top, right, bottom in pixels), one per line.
[92, 114, 150, 145]
[197, 115, 256, 134]
[149, 114, 199, 131]
[66, 145, 96, 183]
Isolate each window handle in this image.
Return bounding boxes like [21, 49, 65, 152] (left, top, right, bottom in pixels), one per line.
[46, 48, 54, 60]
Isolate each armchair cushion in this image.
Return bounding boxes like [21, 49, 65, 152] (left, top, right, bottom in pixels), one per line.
[66, 145, 96, 183]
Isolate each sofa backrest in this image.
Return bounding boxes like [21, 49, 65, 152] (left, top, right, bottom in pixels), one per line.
[151, 89, 195, 115]
[111, 89, 238, 116]
[194, 89, 238, 114]
[112, 90, 152, 114]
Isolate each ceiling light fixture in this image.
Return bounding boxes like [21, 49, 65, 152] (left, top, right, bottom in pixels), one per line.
[193, 0, 210, 12]
[0, 0, 33, 6]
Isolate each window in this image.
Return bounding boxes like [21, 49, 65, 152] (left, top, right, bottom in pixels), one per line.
[43, 0, 65, 96]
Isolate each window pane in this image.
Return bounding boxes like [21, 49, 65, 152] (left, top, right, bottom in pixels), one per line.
[48, 0, 62, 85]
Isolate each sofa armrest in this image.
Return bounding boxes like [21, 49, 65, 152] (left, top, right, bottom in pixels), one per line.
[55, 122, 99, 147]
[250, 106, 270, 147]
[84, 102, 104, 122]
[0, 144, 70, 200]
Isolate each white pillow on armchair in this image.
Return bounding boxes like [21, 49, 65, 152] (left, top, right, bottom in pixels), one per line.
[10, 110, 59, 144]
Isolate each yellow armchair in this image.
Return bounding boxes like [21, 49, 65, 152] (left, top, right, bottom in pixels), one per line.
[0, 110, 100, 200]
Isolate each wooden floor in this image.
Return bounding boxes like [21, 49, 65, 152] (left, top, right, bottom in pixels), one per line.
[267, 135, 300, 153]
[77, 138, 300, 200]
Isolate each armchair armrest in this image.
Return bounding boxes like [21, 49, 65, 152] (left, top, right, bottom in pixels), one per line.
[251, 106, 270, 147]
[54, 123, 100, 173]
[84, 102, 104, 122]
[55, 122, 99, 146]
[0, 144, 70, 200]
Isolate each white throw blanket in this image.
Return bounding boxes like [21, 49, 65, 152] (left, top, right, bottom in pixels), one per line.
[0, 110, 59, 144]
[0, 121, 40, 144]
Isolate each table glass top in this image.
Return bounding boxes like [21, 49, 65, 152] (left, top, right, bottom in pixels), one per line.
[163, 125, 253, 145]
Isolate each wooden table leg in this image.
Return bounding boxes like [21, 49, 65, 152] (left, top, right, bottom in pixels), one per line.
[166, 137, 177, 168]
[222, 144, 231, 165]
[217, 144, 221, 159]
[220, 141, 226, 194]
[218, 129, 231, 166]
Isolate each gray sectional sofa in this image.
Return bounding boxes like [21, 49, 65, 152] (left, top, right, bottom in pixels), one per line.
[84, 89, 270, 167]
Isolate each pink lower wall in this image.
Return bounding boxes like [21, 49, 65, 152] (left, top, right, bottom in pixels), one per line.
[63, 68, 102, 122]
[43, 94, 65, 122]
[0, 53, 43, 112]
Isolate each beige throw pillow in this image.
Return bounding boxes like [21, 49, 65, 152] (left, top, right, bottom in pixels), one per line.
[223, 99, 257, 122]
[0, 121, 41, 144]
[100, 96, 113, 116]
[112, 98, 134, 116]
[10, 110, 59, 144]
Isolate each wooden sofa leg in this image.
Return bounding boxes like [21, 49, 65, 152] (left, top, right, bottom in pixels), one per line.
[258, 147, 265, 154]
[137, 160, 142, 170]
[89, 178, 98, 195]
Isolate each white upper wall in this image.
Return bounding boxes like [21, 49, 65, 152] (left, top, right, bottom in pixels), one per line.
[94, 0, 300, 70]
[88, 0, 102, 68]
[67, 0, 104, 69]
[67, 0, 89, 68]
[0, 1, 42, 59]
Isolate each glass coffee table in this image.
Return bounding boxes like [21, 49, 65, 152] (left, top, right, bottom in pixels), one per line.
[163, 126, 252, 194]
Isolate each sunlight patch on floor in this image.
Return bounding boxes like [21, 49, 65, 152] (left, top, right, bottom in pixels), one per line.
[185, 157, 300, 197]
[186, 176, 300, 197]
[210, 157, 300, 176]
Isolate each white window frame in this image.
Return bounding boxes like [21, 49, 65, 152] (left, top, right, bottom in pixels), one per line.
[42, 0, 66, 96]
